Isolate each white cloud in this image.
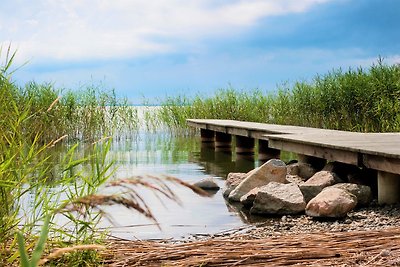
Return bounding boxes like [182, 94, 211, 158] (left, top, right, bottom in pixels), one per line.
[0, 0, 331, 63]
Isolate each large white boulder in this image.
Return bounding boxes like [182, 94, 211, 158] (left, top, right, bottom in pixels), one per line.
[250, 182, 306, 215]
[228, 159, 287, 201]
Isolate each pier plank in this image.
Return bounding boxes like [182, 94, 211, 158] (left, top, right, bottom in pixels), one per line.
[265, 133, 400, 159]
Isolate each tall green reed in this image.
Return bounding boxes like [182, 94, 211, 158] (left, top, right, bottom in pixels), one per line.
[0, 46, 124, 266]
[0, 46, 210, 266]
[157, 60, 400, 133]
[16, 81, 140, 143]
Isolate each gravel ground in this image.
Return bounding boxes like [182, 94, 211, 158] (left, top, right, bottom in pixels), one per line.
[250, 201, 400, 238]
[185, 200, 400, 241]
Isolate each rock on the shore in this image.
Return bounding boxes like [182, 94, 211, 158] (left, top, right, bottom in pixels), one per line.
[285, 174, 305, 185]
[223, 172, 247, 197]
[300, 171, 342, 203]
[306, 187, 357, 218]
[287, 162, 317, 180]
[250, 182, 306, 215]
[193, 178, 220, 190]
[331, 183, 372, 206]
[228, 159, 287, 202]
[240, 187, 261, 207]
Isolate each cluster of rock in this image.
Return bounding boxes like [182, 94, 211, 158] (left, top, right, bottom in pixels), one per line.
[222, 159, 373, 218]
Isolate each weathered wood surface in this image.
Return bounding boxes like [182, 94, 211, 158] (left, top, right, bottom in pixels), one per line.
[187, 119, 343, 136]
[187, 119, 400, 174]
[266, 132, 400, 158]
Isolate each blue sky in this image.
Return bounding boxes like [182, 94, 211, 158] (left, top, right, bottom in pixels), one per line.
[1, 0, 399, 104]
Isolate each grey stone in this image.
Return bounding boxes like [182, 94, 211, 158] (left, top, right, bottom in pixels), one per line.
[306, 187, 357, 218]
[228, 159, 287, 201]
[193, 178, 220, 190]
[223, 172, 248, 197]
[287, 162, 317, 180]
[250, 182, 306, 215]
[287, 163, 300, 176]
[331, 183, 372, 206]
[226, 172, 247, 186]
[300, 171, 342, 203]
[240, 187, 261, 207]
[285, 174, 305, 185]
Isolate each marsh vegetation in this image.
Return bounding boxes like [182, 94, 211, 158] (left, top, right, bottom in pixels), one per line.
[2, 44, 399, 266]
[0, 47, 195, 266]
[157, 59, 400, 133]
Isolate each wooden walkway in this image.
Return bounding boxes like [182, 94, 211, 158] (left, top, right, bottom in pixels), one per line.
[187, 119, 400, 204]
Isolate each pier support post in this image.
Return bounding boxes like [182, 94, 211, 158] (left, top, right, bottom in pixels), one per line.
[233, 136, 254, 172]
[200, 129, 215, 148]
[378, 171, 400, 204]
[215, 132, 232, 152]
[235, 136, 255, 155]
[258, 140, 280, 162]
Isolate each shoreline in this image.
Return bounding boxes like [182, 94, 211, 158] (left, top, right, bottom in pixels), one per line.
[103, 202, 400, 266]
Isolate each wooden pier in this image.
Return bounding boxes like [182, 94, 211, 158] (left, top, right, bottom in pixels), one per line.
[187, 119, 400, 204]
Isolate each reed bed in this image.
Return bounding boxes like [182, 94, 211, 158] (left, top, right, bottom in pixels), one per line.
[157, 59, 400, 133]
[0, 46, 210, 266]
[104, 227, 400, 266]
[0, 46, 143, 266]
[1, 46, 140, 144]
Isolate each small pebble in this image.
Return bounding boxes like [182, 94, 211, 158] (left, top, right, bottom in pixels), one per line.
[380, 249, 391, 257]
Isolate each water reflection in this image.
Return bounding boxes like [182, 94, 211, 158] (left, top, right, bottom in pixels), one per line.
[24, 127, 265, 240]
[99, 129, 270, 240]
[191, 144, 255, 179]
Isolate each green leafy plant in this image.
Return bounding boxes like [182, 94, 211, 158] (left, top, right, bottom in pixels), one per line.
[17, 215, 50, 267]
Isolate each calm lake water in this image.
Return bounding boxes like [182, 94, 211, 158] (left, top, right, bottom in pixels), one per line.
[22, 107, 266, 240]
[101, 128, 261, 240]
